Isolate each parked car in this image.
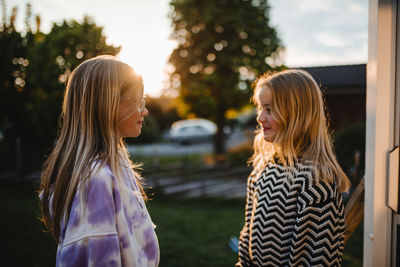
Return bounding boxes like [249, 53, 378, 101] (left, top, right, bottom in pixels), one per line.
[169, 119, 217, 145]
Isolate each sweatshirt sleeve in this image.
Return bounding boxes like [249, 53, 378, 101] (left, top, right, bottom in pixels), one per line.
[236, 172, 257, 267]
[57, 168, 122, 267]
[57, 235, 121, 267]
[289, 181, 345, 267]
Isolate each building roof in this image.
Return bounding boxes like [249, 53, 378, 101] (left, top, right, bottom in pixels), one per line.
[301, 64, 366, 88]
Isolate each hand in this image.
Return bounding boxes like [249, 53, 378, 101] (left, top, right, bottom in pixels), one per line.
[229, 236, 239, 253]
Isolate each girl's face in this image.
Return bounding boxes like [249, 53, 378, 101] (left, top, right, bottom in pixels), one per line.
[119, 86, 148, 138]
[257, 87, 279, 142]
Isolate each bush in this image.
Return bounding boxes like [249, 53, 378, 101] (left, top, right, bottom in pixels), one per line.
[145, 96, 182, 133]
[333, 122, 365, 185]
[126, 114, 160, 144]
[227, 141, 253, 167]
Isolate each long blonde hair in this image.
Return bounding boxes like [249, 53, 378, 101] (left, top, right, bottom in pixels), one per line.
[250, 69, 350, 192]
[40, 55, 145, 243]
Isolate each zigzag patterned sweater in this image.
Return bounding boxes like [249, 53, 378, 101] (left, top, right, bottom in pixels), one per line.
[237, 161, 345, 267]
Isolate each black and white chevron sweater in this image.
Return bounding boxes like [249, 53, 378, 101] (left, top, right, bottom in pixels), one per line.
[237, 161, 345, 267]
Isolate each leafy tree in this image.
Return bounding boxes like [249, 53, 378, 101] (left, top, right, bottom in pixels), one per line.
[0, 4, 30, 148]
[23, 16, 120, 146]
[0, 1, 120, 149]
[168, 0, 283, 153]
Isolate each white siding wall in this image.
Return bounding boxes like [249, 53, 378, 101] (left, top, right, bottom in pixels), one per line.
[365, 0, 398, 266]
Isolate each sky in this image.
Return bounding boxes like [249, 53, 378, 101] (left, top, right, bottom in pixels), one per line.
[11, 0, 368, 97]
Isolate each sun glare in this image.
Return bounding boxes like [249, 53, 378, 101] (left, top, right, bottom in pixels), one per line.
[116, 39, 175, 98]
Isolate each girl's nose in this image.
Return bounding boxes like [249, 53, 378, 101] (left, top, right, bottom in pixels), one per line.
[257, 111, 266, 123]
[142, 107, 149, 116]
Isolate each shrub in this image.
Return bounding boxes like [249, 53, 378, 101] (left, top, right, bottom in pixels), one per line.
[227, 141, 253, 167]
[333, 122, 365, 185]
[126, 115, 160, 144]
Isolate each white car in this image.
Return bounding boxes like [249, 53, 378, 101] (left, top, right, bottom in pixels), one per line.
[169, 119, 217, 144]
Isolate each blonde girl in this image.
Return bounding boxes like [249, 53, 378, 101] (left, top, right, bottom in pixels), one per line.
[40, 55, 159, 266]
[237, 69, 350, 266]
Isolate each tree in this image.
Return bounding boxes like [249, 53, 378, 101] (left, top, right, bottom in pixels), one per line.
[0, 4, 30, 148]
[23, 16, 120, 146]
[168, 0, 283, 154]
[0, 1, 120, 149]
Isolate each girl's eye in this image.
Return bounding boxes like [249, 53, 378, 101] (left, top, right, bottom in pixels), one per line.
[257, 105, 272, 114]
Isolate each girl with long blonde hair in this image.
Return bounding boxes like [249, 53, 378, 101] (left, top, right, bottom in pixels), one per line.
[40, 55, 159, 266]
[237, 69, 350, 266]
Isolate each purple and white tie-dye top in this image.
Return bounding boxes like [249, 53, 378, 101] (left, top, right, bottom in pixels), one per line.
[55, 162, 159, 267]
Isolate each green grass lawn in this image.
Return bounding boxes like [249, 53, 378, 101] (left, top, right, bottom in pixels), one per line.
[0, 181, 56, 267]
[147, 195, 244, 266]
[0, 181, 362, 266]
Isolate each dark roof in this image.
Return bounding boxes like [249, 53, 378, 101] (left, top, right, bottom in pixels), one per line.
[300, 64, 366, 88]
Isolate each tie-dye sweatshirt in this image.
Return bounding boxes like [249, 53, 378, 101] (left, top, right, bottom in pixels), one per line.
[54, 162, 159, 267]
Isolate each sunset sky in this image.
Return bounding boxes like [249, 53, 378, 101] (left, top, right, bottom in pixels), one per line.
[12, 0, 368, 96]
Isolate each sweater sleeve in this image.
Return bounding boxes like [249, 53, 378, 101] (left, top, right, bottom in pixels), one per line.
[57, 235, 121, 267]
[57, 169, 122, 267]
[289, 181, 345, 267]
[236, 172, 257, 267]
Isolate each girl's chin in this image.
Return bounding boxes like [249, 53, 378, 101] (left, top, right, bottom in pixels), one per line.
[263, 135, 275, 142]
[130, 129, 141, 138]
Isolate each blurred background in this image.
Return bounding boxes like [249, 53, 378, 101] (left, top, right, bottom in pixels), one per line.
[0, 0, 366, 266]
